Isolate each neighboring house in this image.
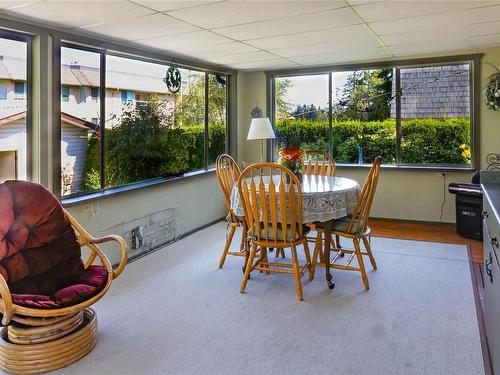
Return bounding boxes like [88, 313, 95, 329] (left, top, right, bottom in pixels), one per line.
[390, 64, 470, 118]
[0, 111, 96, 194]
[60, 63, 175, 128]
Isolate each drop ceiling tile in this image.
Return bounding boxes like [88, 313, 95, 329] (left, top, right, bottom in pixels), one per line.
[174, 42, 258, 58]
[1, 1, 154, 28]
[269, 38, 381, 58]
[139, 30, 233, 50]
[230, 58, 300, 71]
[166, 1, 346, 29]
[214, 7, 360, 41]
[132, 0, 220, 12]
[353, 1, 498, 23]
[245, 24, 372, 50]
[289, 48, 390, 65]
[0, 1, 43, 10]
[204, 51, 278, 65]
[80, 13, 200, 40]
[371, 5, 500, 36]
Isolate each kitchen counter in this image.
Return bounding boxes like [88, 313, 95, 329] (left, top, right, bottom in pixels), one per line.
[481, 171, 500, 227]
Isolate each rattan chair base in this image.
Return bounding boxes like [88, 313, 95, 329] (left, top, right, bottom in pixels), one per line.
[0, 308, 97, 375]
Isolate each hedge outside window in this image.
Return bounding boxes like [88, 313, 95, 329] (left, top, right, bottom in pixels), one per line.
[61, 44, 229, 196]
[273, 61, 473, 167]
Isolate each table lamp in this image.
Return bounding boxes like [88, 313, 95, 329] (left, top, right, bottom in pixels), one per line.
[247, 117, 275, 162]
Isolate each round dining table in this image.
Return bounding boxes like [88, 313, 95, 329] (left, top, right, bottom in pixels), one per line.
[230, 174, 360, 289]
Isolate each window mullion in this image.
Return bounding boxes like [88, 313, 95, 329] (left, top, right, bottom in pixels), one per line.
[328, 73, 333, 156]
[99, 52, 106, 189]
[395, 68, 401, 165]
[204, 72, 209, 170]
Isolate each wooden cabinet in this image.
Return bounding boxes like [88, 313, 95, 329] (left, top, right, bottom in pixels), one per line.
[483, 193, 500, 375]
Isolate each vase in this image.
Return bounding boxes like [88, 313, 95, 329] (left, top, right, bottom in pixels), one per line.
[285, 172, 302, 184]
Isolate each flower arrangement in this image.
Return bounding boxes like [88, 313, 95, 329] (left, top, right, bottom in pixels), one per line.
[277, 146, 304, 175]
[485, 72, 500, 111]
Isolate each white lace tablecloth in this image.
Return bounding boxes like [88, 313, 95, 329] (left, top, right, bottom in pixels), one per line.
[230, 175, 360, 223]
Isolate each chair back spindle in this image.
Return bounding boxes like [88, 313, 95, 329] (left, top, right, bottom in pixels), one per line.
[303, 150, 336, 177]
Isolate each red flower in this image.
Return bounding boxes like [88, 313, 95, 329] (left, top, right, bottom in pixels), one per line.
[278, 147, 304, 162]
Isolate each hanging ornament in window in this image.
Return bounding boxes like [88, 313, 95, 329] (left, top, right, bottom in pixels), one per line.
[215, 74, 226, 86]
[164, 66, 182, 93]
[485, 64, 500, 111]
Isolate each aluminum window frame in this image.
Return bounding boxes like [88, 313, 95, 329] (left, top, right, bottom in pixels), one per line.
[267, 54, 482, 170]
[60, 41, 233, 198]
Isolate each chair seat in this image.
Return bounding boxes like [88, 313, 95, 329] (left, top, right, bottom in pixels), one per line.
[316, 216, 361, 234]
[11, 266, 108, 309]
[254, 224, 310, 242]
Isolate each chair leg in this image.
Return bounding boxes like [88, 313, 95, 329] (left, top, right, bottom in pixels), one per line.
[259, 247, 267, 273]
[362, 236, 377, 270]
[303, 240, 312, 277]
[335, 234, 345, 257]
[262, 247, 270, 274]
[240, 243, 257, 293]
[354, 238, 369, 290]
[239, 226, 246, 252]
[219, 225, 236, 269]
[310, 232, 322, 281]
[290, 243, 303, 301]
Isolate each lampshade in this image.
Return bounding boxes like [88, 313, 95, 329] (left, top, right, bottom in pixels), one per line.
[247, 117, 275, 140]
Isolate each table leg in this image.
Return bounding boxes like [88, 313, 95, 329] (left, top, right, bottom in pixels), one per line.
[323, 220, 335, 289]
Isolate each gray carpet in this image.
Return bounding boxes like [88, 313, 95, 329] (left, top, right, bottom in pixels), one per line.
[48, 222, 483, 375]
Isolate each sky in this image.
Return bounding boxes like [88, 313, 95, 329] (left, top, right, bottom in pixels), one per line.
[279, 71, 353, 111]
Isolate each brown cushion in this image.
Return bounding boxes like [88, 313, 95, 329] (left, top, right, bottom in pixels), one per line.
[12, 265, 108, 308]
[0, 181, 96, 303]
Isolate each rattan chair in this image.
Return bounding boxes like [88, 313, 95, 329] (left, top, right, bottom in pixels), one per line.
[216, 154, 247, 269]
[238, 163, 311, 301]
[310, 156, 381, 290]
[0, 180, 127, 374]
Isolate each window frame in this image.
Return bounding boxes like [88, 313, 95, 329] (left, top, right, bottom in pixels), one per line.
[0, 29, 33, 180]
[0, 81, 7, 100]
[13, 81, 26, 100]
[60, 41, 232, 199]
[267, 54, 481, 170]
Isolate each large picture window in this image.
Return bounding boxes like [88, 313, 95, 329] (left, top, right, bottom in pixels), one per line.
[61, 44, 229, 196]
[272, 58, 475, 168]
[0, 36, 28, 182]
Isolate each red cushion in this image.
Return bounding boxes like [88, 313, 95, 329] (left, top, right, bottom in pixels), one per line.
[12, 266, 108, 308]
[0, 181, 109, 308]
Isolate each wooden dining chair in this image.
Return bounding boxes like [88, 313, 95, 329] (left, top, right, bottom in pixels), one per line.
[238, 163, 312, 301]
[302, 150, 336, 177]
[310, 156, 382, 290]
[302, 150, 339, 254]
[216, 154, 247, 269]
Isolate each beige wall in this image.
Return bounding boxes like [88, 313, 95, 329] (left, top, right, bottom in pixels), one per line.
[236, 71, 268, 165]
[65, 173, 226, 264]
[236, 47, 500, 223]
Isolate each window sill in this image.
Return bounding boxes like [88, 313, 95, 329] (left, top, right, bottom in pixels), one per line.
[62, 168, 216, 207]
[336, 163, 476, 172]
